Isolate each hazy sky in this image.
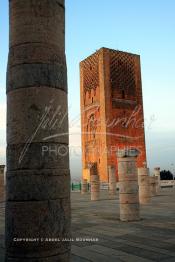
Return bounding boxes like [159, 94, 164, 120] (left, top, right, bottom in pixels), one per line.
[0, 0, 175, 177]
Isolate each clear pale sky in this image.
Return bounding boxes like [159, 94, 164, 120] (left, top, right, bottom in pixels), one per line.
[0, 0, 175, 177]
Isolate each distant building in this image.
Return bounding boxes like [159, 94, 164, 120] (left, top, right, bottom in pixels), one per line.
[80, 48, 147, 182]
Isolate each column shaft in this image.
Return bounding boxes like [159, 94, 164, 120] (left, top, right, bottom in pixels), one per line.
[149, 176, 157, 196]
[81, 179, 88, 194]
[6, 1, 70, 261]
[138, 167, 150, 204]
[154, 167, 161, 194]
[108, 166, 116, 195]
[117, 149, 140, 222]
[90, 163, 100, 201]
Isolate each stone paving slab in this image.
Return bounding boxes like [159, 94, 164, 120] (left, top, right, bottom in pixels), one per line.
[83, 245, 152, 262]
[71, 245, 122, 262]
[71, 254, 91, 262]
[70, 188, 175, 261]
[0, 188, 174, 261]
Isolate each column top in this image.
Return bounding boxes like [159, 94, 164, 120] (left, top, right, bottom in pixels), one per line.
[154, 167, 160, 170]
[116, 148, 140, 158]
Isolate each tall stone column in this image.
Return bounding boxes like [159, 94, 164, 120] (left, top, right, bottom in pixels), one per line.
[6, 1, 70, 261]
[138, 167, 151, 204]
[154, 167, 161, 194]
[90, 163, 100, 201]
[117, 149, 140, 221]
[149, 176, 157, 196]
[108, 165, 116, 196]
[81, 179, 88, 194]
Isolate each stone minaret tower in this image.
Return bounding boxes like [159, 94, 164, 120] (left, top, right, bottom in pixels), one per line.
[6, 0, 70, 261]
[80, 48, 147, 182]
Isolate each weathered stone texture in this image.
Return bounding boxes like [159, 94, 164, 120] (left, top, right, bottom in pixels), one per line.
[6, 199, 70, 256]
[149, 176, 157, 196]
[154, 167, 161, 194]
[80, 48, 147, 182]
[7, 88, 68, 144]
[108, 165, 116, 195]
[7, 143, 69, 170]
[8, 43, 65, 66]
[138, 167, 151, 204]
[90, 163, 100, 201]
[117, 150, 140, 221]
[7, 63, 67, 92]
[6, 169, 70, 201]
[9, 0, 65, 48]
[81, 179, 88, 194]
[6, 0, 70, 260]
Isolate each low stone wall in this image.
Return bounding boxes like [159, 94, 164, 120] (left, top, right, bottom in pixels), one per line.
[160, 180, 175, 187]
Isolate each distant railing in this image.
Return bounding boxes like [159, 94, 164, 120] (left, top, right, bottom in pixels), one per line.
[71, 182, 119, 191]
[70, 180, 175, 192]
[71, 183, 90, 192]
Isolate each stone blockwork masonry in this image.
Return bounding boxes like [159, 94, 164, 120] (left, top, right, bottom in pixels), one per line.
[80, 48, 147, 182]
